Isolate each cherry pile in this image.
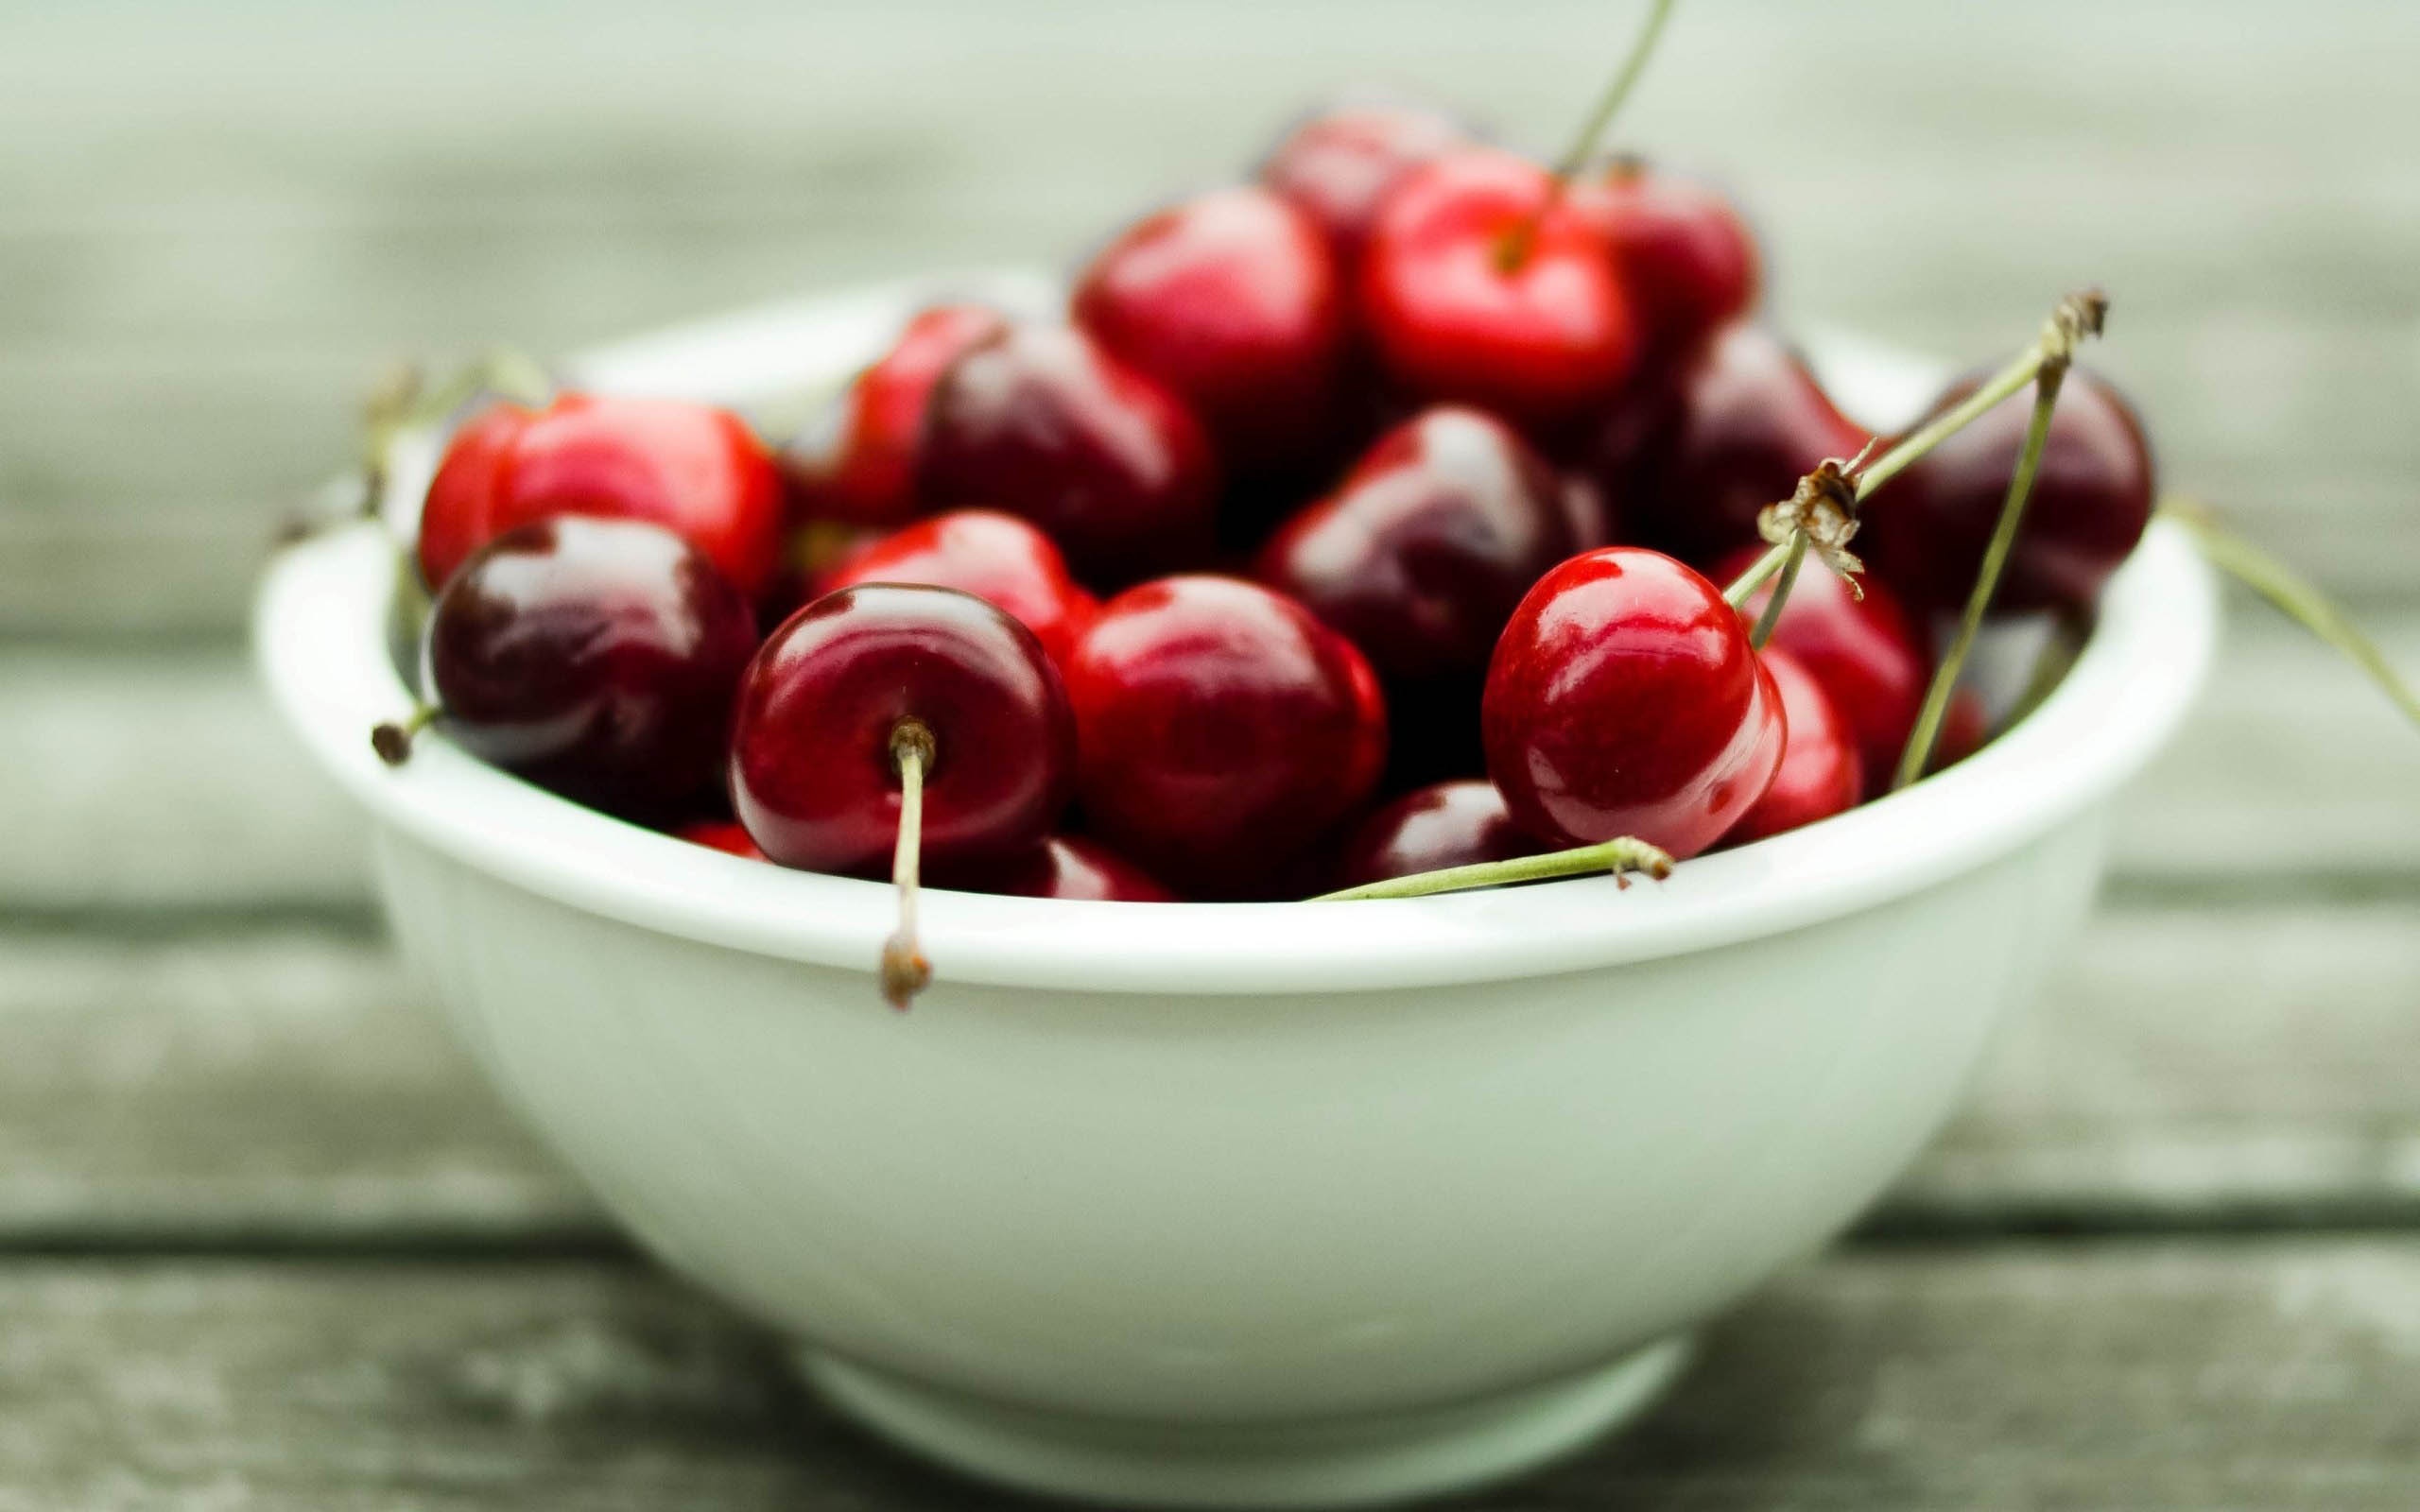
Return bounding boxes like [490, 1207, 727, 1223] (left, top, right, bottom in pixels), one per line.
[373, 80, 2169, 1005]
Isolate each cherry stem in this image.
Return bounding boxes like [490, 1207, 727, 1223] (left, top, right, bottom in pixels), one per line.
[2162, 498, 2420, 730]
[1892, 362, 2069, 790]
[1496, 0, 1678, 271]
[1747, 530, 1807, 651]
[1312, 835, 1674, 902]
[370, 704, 438, 766]
[359, 346, 554, 511]
[879, 718, 937, 1010]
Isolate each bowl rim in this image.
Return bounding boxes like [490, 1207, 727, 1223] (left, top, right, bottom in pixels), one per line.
[254, 275, 2220, 996]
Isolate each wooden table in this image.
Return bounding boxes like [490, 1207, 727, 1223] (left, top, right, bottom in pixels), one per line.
[4, 2, 2417, 1504]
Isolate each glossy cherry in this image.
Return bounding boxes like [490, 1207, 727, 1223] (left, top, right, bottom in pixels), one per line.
[730, 584, 1074, 880]
[779, 303, 1004, 526]
[917, 320, 1219, 586]
[1586, 323, 1866, 568]
[1074, 185, 1347, 471]
[818, 508, 1097, 672]
[1359, 147, 1639, 429]
[1566, 157, 1759, 353]
[935, 834, 1179, 902]
[1482, 546, 1785, 859]
[677, 818, 766, 860]
[1065, 576, 1387, 897]
[1716, 544, 1928, 797]
[1721, 648, 1861, 847]
[1256, 96, 1470, 268]
[394, 517, 757, 818]
[417, 392, 785, 601]
[1860, 365, 2156, 615]
[1331, 780, 1545, 891]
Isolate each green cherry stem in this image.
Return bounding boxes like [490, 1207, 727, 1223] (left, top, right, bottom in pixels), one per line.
[2163, 499, 2420, 729]
[370, 703, 439, 766]
[1312, 836, 1674, 902]
[1747, 530, 1807, 651]
[1497, 0, 1679, 270]
[878, 718, 937, 1011]
[1892, 361, 2069, 790]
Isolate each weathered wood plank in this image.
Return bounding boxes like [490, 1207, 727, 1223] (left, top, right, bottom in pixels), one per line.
[1, 899, 2411, 1250]
[3, 1240, 2419, 1508]
[4, 610, 2410, 917]
[3, 0, 2417, 633]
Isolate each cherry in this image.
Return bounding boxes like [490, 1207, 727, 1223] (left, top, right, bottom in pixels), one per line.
[1715, 543, 1927, 798]
[382, 517, 757, 819]
[1585, 323, 1866, 568]
[1331, 779, 1544, 891]
[1065, 576, 1387, 897]
[1859, 365, 2156, 615]
[678, 818, 766, 860]
[1257, 96, 1470, 268]
[1358, 147, 1639, 429]
[936, 834, 1178, 902]
[1255, 405, 1574, 780]
[917, 320, 1219, 586]
[1566, 157, 1758, 353]
[778, 303, 1005, 527]
[1482, 546, 1785, 859]
[1074, 185, 1348, 471]
[416, 393, 786, 601]
[730, 584, 1073, 881]
[818, 508, 1097, 672]
[1721, 648, 1861, 847]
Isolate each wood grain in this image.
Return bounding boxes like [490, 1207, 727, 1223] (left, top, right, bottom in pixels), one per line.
[4, 1240, 2419, 1509]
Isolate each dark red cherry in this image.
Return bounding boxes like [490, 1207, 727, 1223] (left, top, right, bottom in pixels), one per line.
[1482, 547, 1785, 859]
[417, 393, 786, 601]
[1567, 158, 1758, 353]
[1256, 406, 1574, 682]
[413, 517, 757, 817]
[1585, 324, 1866, 568]
[1359, 148, 1639, 429]
[1860, 366, 2156, 615]
[1722, 648, 1861, 847]
[1716, 544, 1928, 798]
[1066, 576, 1387, 897]
[918, 321, 1219, 587]
[819, 508, 1097, 672]
[936, 833, 1179, 902]
[1559, 471, 1619, 551]
[1074, 186, 1347, 471]
[1332, 780, 1545, 891]
[1256, 97, 1470, 268]
[779, 303, 1005, 527]
[678, 818, 766, 860]
[730, 584, 1074, 878]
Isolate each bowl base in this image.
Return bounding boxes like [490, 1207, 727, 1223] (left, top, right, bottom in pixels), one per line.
[796, 1336, 1691, 1509]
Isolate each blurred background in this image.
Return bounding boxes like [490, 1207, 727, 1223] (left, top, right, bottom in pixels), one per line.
[2, 1, 2417, 1502]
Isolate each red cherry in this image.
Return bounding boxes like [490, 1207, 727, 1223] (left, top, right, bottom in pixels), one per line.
[417, 393, 786, 601]
[678, 818, 766, 860]
[1567, 158, 1758, 352]
[1074, 186, 1348, 471]
[1066, 576, 1387, 897]
[1332, 779, 1545, 890]
[1359, 148, 1639, 428]
[779, 303, 1005, 527]
[730, 584, 1074, 879]
[918, 321, 1219, 587]
[818, 508, 1098, 672]
[1722, 648, 1861, 847]
[1257, 97, 1470, 268]
[937, 833, 1179, 902]
[1584, 324, 1866, 568]
[1482, 547, 1785, 858]
[1860, 366, 2156, 615]
[1716, 545, 1927, 798]
[403, 517, 757, 818]
[1256, 405, 1574, 781]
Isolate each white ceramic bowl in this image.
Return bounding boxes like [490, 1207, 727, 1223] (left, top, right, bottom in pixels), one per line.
[256, 275, 2218, 1510]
